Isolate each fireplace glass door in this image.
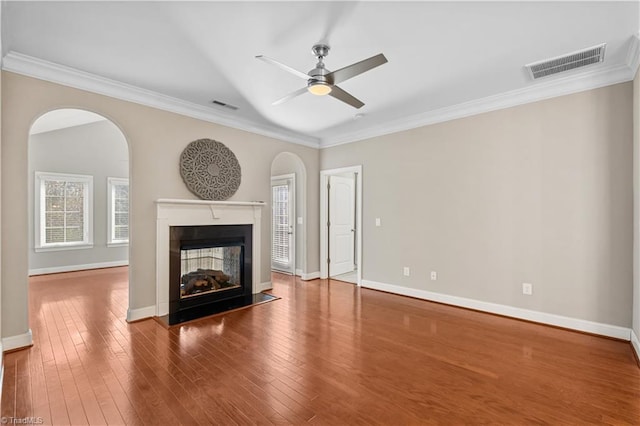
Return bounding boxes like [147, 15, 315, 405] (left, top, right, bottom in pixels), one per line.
[180, 245, 242, 299]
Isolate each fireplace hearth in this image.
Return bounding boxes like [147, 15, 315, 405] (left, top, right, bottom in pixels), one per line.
[169, 224, 252, 324]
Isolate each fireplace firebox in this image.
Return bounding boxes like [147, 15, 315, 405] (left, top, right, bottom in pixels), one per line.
[169, 224, 252, 324]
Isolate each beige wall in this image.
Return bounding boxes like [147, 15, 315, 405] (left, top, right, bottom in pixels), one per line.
[1, 71, 320, 338]
[321, 82, 633, 327]
[1, 69, 634, 338]
[0, 46, 3, 357]
[634, 70, 640, 339]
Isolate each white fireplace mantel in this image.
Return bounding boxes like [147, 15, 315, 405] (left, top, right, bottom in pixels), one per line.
[155, 198, 265, 317]
[156, 198, 266, 207]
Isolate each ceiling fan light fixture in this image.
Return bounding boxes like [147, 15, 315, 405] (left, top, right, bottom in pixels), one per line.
[307, 81, 332, 96]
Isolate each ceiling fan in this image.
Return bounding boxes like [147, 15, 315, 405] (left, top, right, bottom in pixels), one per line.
[256, 44, 388, 109]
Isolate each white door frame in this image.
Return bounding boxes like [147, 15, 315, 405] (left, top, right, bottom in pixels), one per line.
[271, 173, 296, 274]
[320, 165, 362, 285]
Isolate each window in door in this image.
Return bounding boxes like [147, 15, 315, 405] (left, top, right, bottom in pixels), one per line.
[271, 175, 295, 274]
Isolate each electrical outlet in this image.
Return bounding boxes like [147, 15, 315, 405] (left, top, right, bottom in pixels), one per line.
[430, 271, 437, 281]
[297, 217, 303, 225]
[375, 218, 381, 227]
[403, 267, 410, 276]
[522, 282, 533, 295]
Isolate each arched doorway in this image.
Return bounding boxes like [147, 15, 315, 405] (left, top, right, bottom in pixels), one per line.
[28, 109, 129, 274]
[270, 152, 307, 277]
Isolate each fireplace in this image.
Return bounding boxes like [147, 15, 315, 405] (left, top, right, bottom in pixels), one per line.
[169, 224, 252, 324]
[151, 199, 266, 325]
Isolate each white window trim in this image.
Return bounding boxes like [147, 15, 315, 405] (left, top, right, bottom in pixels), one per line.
[107, 177, 129, 247]
[35, 171, 94, 252]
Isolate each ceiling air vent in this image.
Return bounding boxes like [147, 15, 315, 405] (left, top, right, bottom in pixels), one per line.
[525, 43, 606, 80]
[211, 100, 239, 111]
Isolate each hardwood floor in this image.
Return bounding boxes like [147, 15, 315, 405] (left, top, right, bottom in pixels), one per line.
[2, 267, 639, 424]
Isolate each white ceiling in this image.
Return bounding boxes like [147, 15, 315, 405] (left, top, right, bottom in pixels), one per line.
[3, 1, 639, 148]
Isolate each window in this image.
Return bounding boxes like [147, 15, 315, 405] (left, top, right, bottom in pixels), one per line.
[108, 177, 129, 246]
[35, 172, 93, 251]
[271, 183, 291, 264]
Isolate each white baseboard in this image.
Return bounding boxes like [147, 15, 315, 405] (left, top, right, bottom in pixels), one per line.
[256, 281, 273, 292]
[2, 329, 34, 352]
[361, 280, 632, 341]
[294, 269, 320, 280]
[126, 306, 155, 322]
[158, 302, 169, 318]
[301, 271, 320, 281]
[29, 260, 129, 276]
[631, 330, 640, 361]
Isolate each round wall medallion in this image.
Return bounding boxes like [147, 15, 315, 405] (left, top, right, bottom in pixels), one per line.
[179, 138, 241, 200]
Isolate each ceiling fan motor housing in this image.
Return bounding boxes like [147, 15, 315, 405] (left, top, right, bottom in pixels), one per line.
[308, 66, 331, 85]
[308, 44, 333, 86]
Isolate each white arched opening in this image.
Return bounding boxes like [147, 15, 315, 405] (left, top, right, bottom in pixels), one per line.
[270, 152, 307, 277]
[28, 108, 130, 295]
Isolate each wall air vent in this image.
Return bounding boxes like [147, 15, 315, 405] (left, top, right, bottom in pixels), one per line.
[211, 100, 239, 111]
[525, 43, 606, 80]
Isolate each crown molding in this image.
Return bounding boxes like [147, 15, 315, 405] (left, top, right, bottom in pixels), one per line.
[1, 51, 321, 148]
[320, 45, 639, 148]
[4, 46, 638, 152]
[626, 33, 640, 78]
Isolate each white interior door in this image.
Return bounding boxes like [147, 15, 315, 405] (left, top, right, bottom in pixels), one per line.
[329, 174, 355, 276]
[271, 176, 295, 274]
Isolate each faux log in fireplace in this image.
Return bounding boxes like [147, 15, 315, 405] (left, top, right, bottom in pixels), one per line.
[169, 224, 252, 324]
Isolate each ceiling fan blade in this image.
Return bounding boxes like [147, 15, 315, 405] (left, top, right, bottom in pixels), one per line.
[272, 86, 308, 106]
[328, 85, 364, 109]
[326, 53, 388, 85]
[256, 55, 310, 80]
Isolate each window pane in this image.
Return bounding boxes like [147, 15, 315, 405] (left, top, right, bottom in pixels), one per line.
[46, 197, 64, 212]
[39, 174, 91, 248]
[65, 183, 83, 197]
[45, 181, 65, 196]
[115, 185, 129, 198]
[45, 228, 64, 244]
[108, 180, 128, 244]
[65, 197, 83, 212]
[115, 226, 129, 240]
[46, 212, 64, 227]
[115, 199, 128, 212]
[65, 227, 83, 242]
[115, 212, 128, 226]
[271, 184, 290, 264]
[66, 212, 83, 227]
